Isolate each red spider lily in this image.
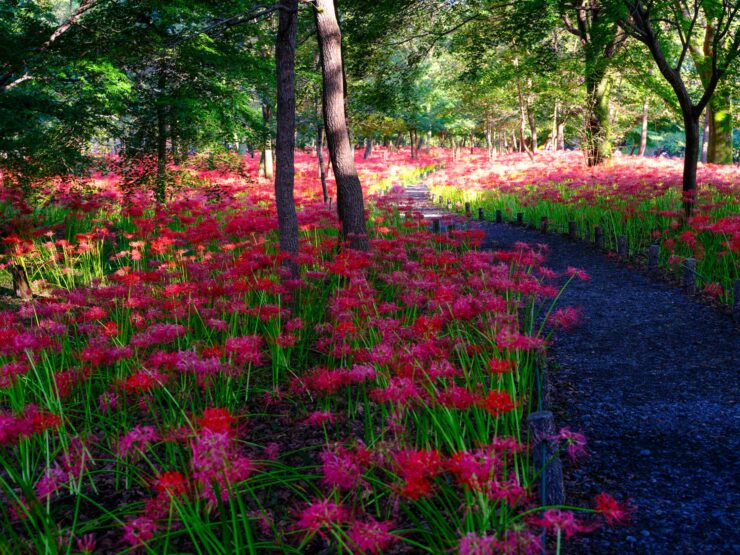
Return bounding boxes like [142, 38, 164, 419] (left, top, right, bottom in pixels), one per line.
[393, 449, 442, 500]
[478, 390, 517, 416]
[320, 444, 363, 491]
[532, 508, 598, 539]
[595, 492, 634, 525]
[295, 498, 348, 535]
[347, 519, 397, 554]
[198, 407, 235, 434]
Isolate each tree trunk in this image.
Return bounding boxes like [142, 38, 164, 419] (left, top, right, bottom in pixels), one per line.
[584, 56, 612, 166]
[275, 0, 300, 272]
[682, 113, 700, 216]
[262, 103, 274, 179]
[363, 137, 373, 159]
[426, 129, 431, 154]
[707, 92, 733, 164]
[701, 109, 709, 163]
[155, 69, 168, 204]
[317, 125, 329, 203]
[315, 0, 368, 251]
[9, 265, 32, 300]
[550, 103, 559, 151]
[527, 109, 538, 152]
[410, 130, 416, 159]
[638, 95, 649, 156]
[417, 135, 424, 152]
[170, 110, 180, 165]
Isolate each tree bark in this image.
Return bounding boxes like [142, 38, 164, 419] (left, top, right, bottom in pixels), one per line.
[584, 59, 612, 166]
[707, 92, 733, 164]
[315, 0, 368, 251]
[683, 113, 700, 213]
[262, 103, 274, 179]
[275, 0, 300, 272]
[701, 109, 709, 163]
[638, 95, 649, 156]
[363, 137, 373, 159]
[155, 67, 168, 204]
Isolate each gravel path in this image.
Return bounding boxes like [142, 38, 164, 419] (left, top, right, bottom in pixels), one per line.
[398, 184, 740, 554]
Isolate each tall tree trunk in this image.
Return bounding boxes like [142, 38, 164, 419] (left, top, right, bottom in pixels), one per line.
[584, 55, 612, 166]
[275, 0, 299, 272]
[707, 91, 733, 164]
[170, 110, 181, 165]
[315, 0, 368, 251]
[410, 130, 416, 159]
[682, 113, 700, 216]
[550, 103, 559, 150]
[527, 108, 538, 152]
[155, 68, 168, 204]
[317, 124, 329, 203]
[701, 108, 709, 163]
[638, 96, 649, 156]
[363, 137, 373, 159]
[426, 129, 431, 154]
[262, 103, 274, 179]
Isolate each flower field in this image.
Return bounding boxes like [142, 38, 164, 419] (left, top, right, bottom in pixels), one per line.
[429, 151, 739, 305]
[0, 148, 630, 554]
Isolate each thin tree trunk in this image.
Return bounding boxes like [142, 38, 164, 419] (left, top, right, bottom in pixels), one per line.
[363, 137, 373, 159]
[426, 129, 431, 154]
[262, 103, 274, 179]
[707, 92, 733, 164]
[9, 265, 32, 300]
[682, 113, 700, 216]
[155, 67, 167, 204]
[638, 96, 649, 156]
[275, 0, 299, 272]
[317, 125, 329, 203]
[701, 108, 709, 163]
[315, 0, 368, 250]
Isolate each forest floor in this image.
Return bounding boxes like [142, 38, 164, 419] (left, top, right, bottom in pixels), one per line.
[397, 183, 740, 554]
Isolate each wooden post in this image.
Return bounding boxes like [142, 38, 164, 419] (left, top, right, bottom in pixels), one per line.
[682, 258, 696, 294]
[594, 226, 604, 250]
[495, 209, 503, 223]
[648, 244, 660, 275]
[478, 207, 485, 221]
[432, 219, 440, 233]
[516, 212, 524, 226]
[568, 221, 577, 240]
[465, 202, 471, 217]
[540, 216, 548, 234]
[438, 195, 443, 204]
[527, 411, 565, 506]
[617, 235, 628, 259]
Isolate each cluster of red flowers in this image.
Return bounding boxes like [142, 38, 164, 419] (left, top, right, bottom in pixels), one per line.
[0, 147, 632, 553]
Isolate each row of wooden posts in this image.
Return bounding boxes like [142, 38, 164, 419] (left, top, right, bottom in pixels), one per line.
[432, 195, 740, 324]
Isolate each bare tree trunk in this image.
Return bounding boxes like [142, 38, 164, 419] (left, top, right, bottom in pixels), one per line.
[638, 96, 649, 156]
[707, 92, 733, 164]
[363, 137, 373, 159]
[155, 67, 168, 204]
[261, 103, 274, 179]
[426, 129, 431, 154]
[701, 108, 709, 163]
[275, 0, 299, 272]
[683, 113, 700, 215]
[317, 124, 328, 203]
[315, 0, 368, 250]
[170, 110, 180, 165]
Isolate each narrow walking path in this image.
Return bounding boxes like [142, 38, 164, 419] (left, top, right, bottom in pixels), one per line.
[395, 183, 740, 554]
